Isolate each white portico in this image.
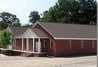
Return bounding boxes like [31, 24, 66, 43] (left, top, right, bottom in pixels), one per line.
[13, 28, 47, 53]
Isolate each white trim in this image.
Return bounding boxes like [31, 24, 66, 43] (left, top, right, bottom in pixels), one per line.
[39, 37, 48, 38]
[38, 38, 41, 53]
[21, 28, 38, 38]
[22, 38, 24, 50]
[14, 28, 47, 38]
[12, 39, 14, 48]
[26, 38, 29, 51]
[32, 21, 39, 28]
[33, 38, 35, 52]
[92, 40, 95, 48]
[54, 37, 97, 40]
[36, 22, 55, 38]
[35, 40, 38, 52]
[15, 39, 16, 49]
[81, 40, 84, 48]
[33, 22, 96, 40]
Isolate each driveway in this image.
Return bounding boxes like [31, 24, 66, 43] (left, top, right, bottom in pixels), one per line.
[0, 55, 97, 67]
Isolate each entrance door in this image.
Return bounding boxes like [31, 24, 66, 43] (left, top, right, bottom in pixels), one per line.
[35, 40, 41, 53]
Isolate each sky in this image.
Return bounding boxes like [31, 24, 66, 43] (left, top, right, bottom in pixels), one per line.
[0, 0, 57, 25]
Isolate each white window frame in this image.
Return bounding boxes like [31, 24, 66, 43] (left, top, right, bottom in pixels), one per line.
[81, 40, 84, 48]
[92, 40, 95, 48]
[69, 40, 72, 48]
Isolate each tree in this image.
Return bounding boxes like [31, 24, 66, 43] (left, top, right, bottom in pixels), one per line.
[29, 11, 40, 24]
[12, 22, 21, 27]
[0, 29, 12, 48]
[78, 0, 97, 25]
[42, 0, 97, 25]
[0, 12, 21, 29]
[0, 21, 7, 30]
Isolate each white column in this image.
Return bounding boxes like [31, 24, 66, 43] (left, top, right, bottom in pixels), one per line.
[33, 38, 35, 52]
[26, 38, 29, 51]
[15, 39, 16, 49]
[22, 38, 24, 50]
[38, 38, 41, 53]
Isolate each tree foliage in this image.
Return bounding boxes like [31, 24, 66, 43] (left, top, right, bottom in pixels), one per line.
[0, 12, 21, 30]
[42, 0, 97, 25]
[12, 22, 21, 27]
[29, 11, 40, 24]
[0, 21, 7, 30]
[0, 29, 12, 47]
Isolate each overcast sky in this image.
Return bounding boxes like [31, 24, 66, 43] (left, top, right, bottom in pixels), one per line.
[0, 0, 57, 25]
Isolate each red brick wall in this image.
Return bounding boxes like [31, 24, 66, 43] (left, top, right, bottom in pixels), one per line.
[92, 40, 97, 53]
[33, 24, 97, 56]
[82, 40, 97, 54]
[34, 24, 56, 56]
[34, 24, 54, 40]
[40, 38, 48, 52]
[16, 39, 22, 50]
[55, 40, 97, 56]
[71, 40, 81, 55]
[23, 38, 26, 50]
[55, 40, 71, 56]
[29, 39, 33, 51]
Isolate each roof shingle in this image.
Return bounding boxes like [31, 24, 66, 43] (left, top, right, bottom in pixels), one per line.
[37, 22, 97, 38]
[8, 27, 28, 36]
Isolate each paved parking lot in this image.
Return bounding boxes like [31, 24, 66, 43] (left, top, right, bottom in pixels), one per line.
[0, 55, 97, 67]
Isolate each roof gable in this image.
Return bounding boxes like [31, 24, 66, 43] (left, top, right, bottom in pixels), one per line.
[21, 28, 38, 38]
[8, 26, 47, 38]
[34, 22, 97, 39]
[8, 27, 28, 36]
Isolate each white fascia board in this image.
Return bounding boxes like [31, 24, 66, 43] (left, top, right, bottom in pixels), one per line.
[14, 28, 48, 38]
[14, 28, 38, 38]
[54, 37, 97, 40]
[39, 37, 48, 38]
[38, 23, 54, 37]
[33, 22, 55, 39]
[32, 21, 39, 28]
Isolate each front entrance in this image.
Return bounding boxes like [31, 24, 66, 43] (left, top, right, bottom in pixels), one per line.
[34, 39, 41, 53]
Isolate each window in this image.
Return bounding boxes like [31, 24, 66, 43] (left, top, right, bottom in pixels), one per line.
[50, 40, 53, 48]
[81, 40, 84, 48]
[92, 40, 95, 48]
[43, 40, 46, 48]
[69, 40, 72, 48]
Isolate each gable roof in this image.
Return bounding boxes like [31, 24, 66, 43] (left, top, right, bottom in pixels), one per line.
[35, 22, 97, 39]
[8, 27, 47, 38]
[8, 27, 28, 36]
[32, 29, 47, 38]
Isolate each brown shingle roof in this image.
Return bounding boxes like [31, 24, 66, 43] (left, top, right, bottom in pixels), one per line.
[32, 29, 47, 38]
[8, 27, 47, 38]
[37, 22, 96, 38]
[8, 27, 28, 36]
